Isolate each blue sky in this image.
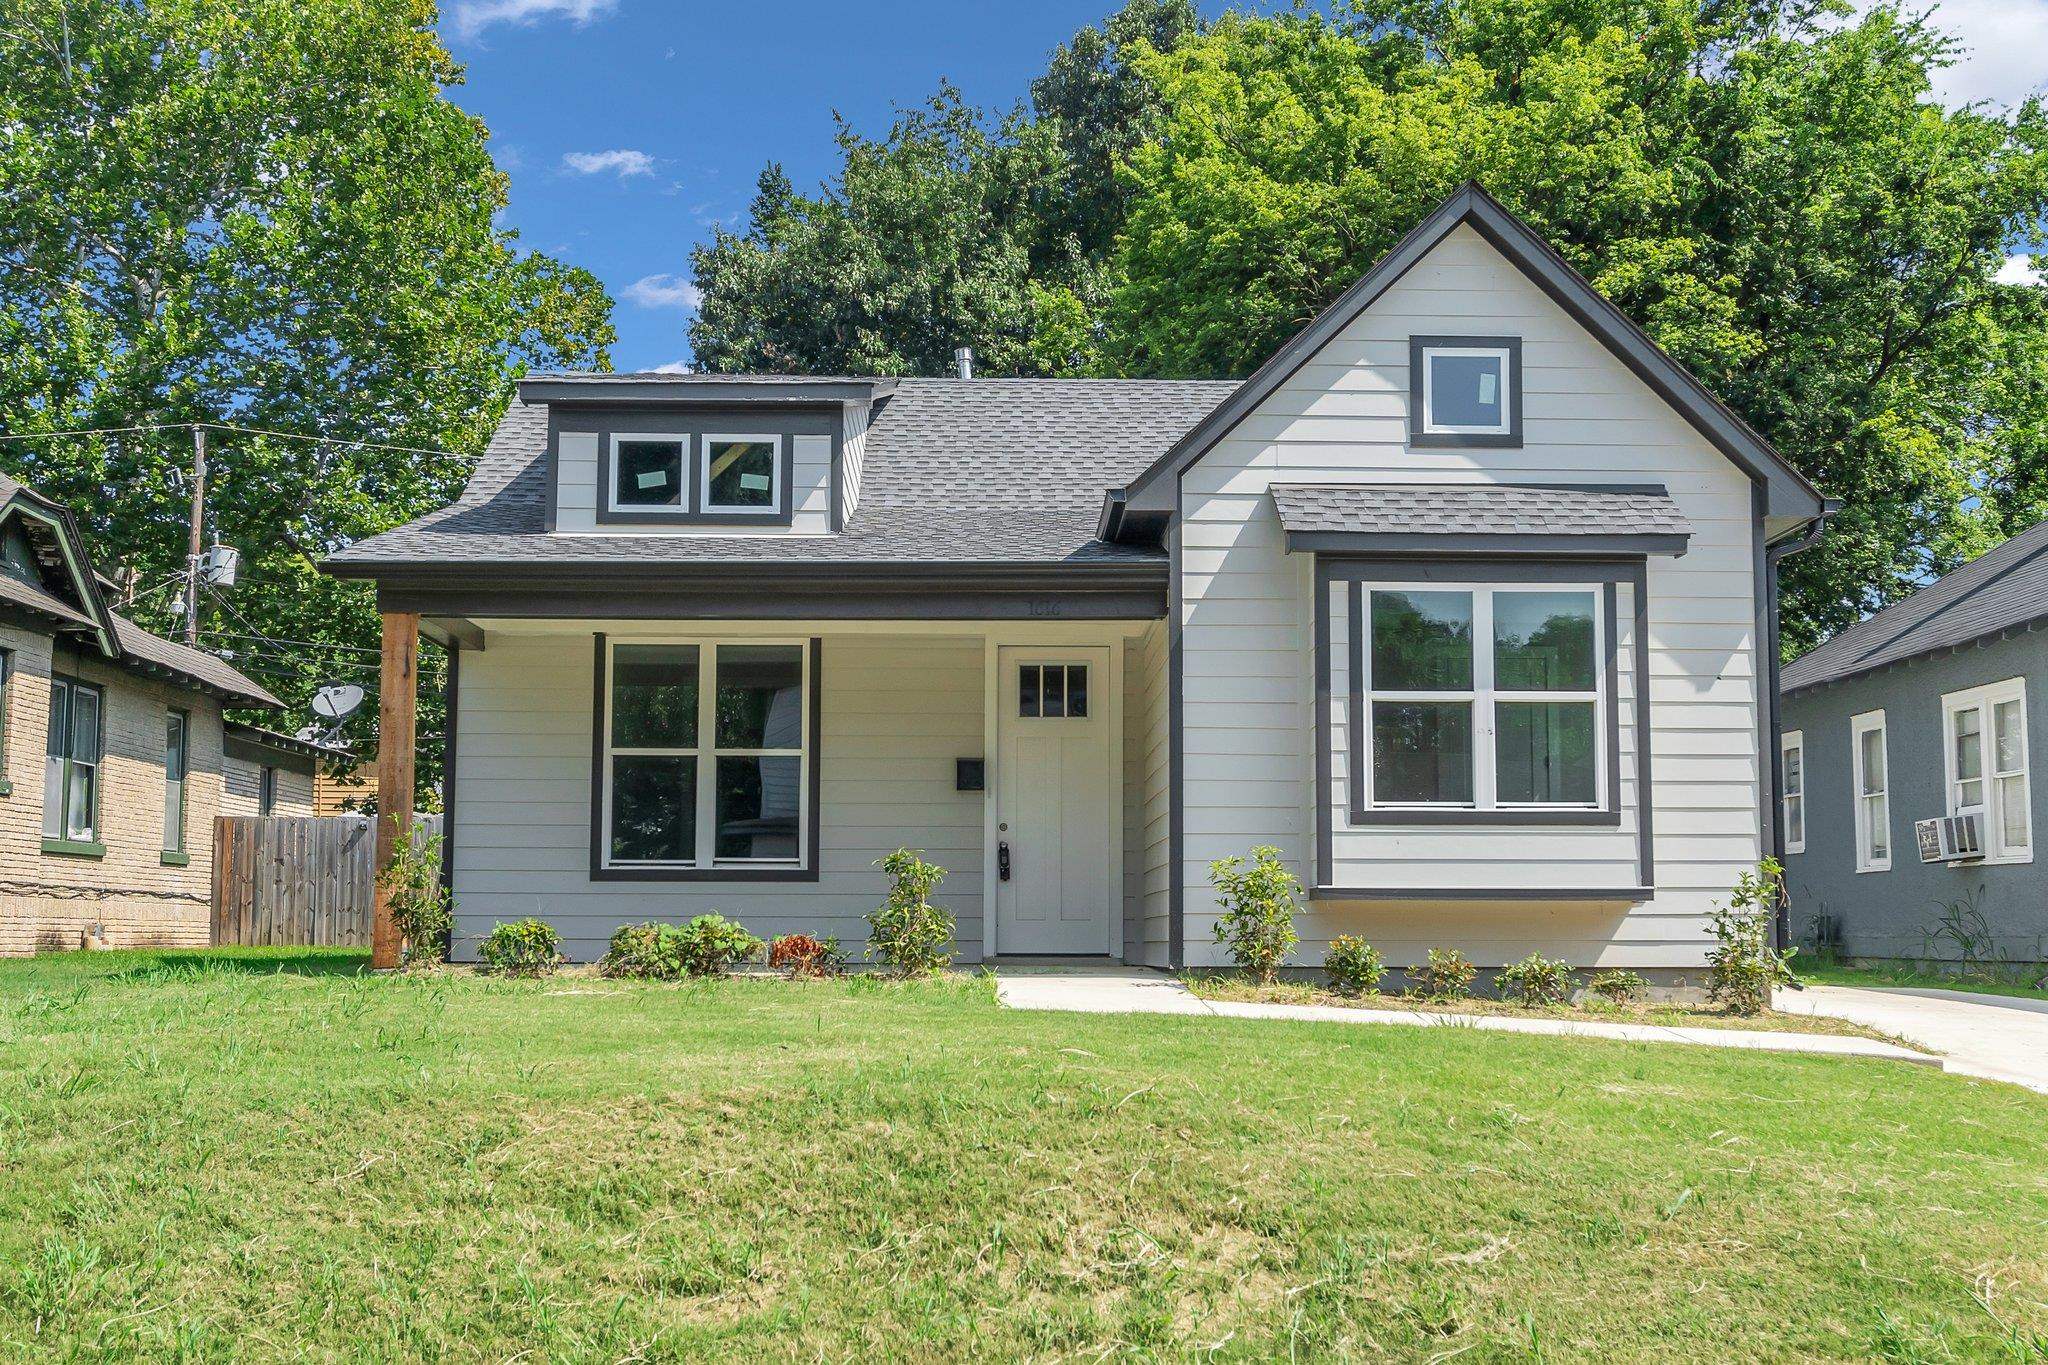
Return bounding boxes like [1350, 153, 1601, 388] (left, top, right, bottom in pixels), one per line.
[440, 0, 2047, 375]
[441, 0, 1235, 373]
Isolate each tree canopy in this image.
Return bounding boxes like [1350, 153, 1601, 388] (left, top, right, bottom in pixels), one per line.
[689, 0, 2048, 653]
[0, 0, 613, 751]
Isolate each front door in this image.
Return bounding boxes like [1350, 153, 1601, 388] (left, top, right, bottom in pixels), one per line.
[994, 647, 1113, 955]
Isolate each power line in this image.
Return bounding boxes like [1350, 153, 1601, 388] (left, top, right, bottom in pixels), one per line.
[0, 419, 480, 461]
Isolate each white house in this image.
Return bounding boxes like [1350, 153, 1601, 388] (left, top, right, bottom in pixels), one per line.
[326, 185, 1828, 975]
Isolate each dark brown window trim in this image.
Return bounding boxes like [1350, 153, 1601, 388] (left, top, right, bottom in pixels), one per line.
[586, 633, 823, 883]
[1314, 554, 1654, 892]
[597, 430, 798, 528]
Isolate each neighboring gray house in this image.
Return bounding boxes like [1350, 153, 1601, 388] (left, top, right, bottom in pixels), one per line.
[1780, 522, 2048, 965]
[326, 184, 1828, 973]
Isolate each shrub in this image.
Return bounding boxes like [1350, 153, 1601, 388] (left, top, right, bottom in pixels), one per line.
[480, 919, 561, 977]
[599, 922, 685, 980]
[380, 819, 451, 967]
[674, 914, 762, 976]
[867, 849, 954, 977]
[1586, 969, 1650, 1005]
[1324, 936, 1386, 995]
[1706, 858, 1800, 1015]
[1408, 948, 1476, 1002]
[1208, 845, 1301, 984]
[1497, 953, 1575, 1008]
[769, 933, 841, 979]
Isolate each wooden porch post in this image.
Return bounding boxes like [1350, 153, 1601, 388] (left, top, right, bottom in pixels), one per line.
[371, 610, 420, 970]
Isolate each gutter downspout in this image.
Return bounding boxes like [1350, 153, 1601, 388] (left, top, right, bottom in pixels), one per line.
[1764, 502, 1837, 953]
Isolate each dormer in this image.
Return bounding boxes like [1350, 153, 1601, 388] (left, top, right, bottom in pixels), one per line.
[526, 374, 897, 536]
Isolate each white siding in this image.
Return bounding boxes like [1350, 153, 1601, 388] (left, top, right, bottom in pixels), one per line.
[1122, 621, 1171, 966]
[840, 399, 871, 525]
[552, 431, 599, 533]
[1178, 223, 1760, 971]
[453, 630, 988, 962]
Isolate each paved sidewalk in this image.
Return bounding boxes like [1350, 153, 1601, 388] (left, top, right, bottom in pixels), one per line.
[994, 970, 1936, 1066]
[1775, 984, 2048, 1094]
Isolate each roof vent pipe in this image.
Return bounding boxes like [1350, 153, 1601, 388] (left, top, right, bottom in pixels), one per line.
[954, 346, 973, 380]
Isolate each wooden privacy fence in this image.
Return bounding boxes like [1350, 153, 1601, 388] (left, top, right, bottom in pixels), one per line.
[211, 815, 443, 948]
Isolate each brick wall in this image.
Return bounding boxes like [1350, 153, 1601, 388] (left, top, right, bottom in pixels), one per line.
[0, 621, 228, 955]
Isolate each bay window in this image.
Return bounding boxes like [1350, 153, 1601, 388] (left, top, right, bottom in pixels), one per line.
[1942, 679, 2030, 862]
[1357, 582, 1606, 815]
[598, 637, 815, 877]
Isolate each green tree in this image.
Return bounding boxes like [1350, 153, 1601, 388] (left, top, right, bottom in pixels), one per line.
[689, 1, 1204, 378]
[1107, 2, 2048, 648]
[0, 0, 613, 741]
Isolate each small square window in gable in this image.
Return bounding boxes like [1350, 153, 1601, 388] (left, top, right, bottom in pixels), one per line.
[1408, 335, 1522, 448]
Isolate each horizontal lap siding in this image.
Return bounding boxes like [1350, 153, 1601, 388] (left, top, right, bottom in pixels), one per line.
[452, 632, 985, 962]
[1178, 224, 1760, 970]
[1122, 622, 1171, 967]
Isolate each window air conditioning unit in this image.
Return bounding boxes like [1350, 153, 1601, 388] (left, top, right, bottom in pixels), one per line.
[1915, 813, 1983, 864]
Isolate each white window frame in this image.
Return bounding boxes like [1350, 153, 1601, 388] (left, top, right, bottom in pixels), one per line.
[43, 676, 103, 846]
[605, 432, 690, 514]
[1851, 709, 1890, 873]
[601, 637, 811, 870]
[1941, 677, 2031, 864]
[698, 433, 784, 517]
[1362, 583, 1606, 812]
[1780, 729, 1805, 855]
[1420, 345, 1514, 436]
[163, 709, 189, 855]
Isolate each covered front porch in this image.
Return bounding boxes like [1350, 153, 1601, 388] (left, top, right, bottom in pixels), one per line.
[374, 615, 1171, 966]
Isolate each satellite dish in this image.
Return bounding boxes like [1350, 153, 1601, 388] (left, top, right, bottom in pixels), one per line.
[312, 683, 365, 722]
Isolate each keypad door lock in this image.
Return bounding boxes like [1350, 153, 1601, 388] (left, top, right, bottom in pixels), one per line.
[998, 841, 1012, 881]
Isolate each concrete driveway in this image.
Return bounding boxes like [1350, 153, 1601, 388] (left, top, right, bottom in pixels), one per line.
[1775, 984, 2048, 1094]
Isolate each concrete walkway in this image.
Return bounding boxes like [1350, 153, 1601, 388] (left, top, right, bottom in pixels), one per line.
[1774, 984, 2048, 1094]
[994, 969, 1936, 1066]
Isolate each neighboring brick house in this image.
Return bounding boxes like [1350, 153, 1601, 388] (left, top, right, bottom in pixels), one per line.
[0, 473, 281, 955]
[221, 721, 343, 818]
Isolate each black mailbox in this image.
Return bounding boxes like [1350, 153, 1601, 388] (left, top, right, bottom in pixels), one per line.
[956, 758, 985, 792]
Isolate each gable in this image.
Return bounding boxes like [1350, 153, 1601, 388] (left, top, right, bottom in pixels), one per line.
[0, 492, 119, 656]
[1112, 184, 1825, 532]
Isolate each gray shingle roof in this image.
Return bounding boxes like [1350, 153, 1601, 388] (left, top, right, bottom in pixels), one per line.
[1781, 519, 2048, 694]
[113, 617, 283, 709]
[0, 570, 98, 629]
[327, 377, 1240, 569]
[1270, 483, 1693, 541]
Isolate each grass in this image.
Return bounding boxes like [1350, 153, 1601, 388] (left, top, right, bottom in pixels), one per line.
[1799, 959, 2048, 1002]
[1183, 973, 1913, 1042]
[1, 947, 2045, 1360]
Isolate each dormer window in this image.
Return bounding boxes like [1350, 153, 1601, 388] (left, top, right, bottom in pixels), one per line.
[702, 435, 781, 514]
[613, 437, 686, 509]
[1409, 336, 1522, 447]
[598, 429, 795, 525]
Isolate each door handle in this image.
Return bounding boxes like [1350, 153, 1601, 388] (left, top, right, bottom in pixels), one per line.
[998, 841, 1011, 882]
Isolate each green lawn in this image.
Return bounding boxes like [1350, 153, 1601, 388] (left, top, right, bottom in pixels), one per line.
[1800, 960, 2048, 1002]
[3, 949, 2046, 1361]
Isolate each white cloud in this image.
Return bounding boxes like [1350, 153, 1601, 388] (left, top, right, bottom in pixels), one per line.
[651, 359, 694, 374]
[561, 149, 655, 179]
[1862, 0, 2048, 106]
[1996, 253, 2044, 285]
[621, 273, 704, 309]
[450, 0, 617, 40]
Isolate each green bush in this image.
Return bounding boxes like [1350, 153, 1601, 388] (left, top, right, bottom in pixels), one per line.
[674, 914, 762, 976]
[1408, 948, 1476, 1002]
[599, 922, 685, 980]
[479, 918, 561, 977]
[1707, 858, 1799, 1015]
[1323, 936, 1385, 995]
[867, 849, 954, 977]
[380, 819, 451, 967]
[1587, 969, 1649, 1005]
[1497, 952, 1575, 1007]
[1208, 845, 1301, 984]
